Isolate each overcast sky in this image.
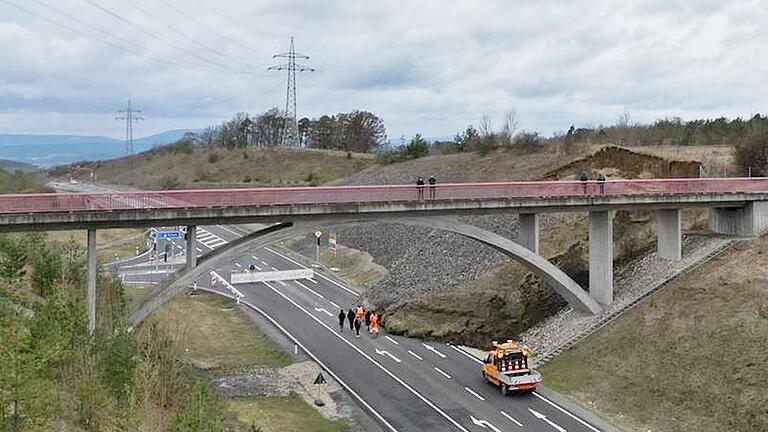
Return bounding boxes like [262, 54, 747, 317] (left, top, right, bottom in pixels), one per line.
[0, 0, 766, 140]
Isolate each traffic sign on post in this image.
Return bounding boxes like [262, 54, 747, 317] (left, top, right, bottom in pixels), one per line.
[151, 230, 182, 240]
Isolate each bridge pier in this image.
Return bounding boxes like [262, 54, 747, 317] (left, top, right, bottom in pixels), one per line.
[589, 210, 613, 306]
[709, 202, 768, 237]
[186, 225, 197, 270]
[518, 213, 540, 254]
[657, 209, 682, 260]
[87, 228, 97, 335]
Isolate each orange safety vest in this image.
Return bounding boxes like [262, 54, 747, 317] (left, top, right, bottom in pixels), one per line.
[370, 313, 379, 333]
[355, 306, 364, 319]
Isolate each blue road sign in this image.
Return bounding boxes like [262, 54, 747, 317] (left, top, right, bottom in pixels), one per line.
[151, 230, 181, 239]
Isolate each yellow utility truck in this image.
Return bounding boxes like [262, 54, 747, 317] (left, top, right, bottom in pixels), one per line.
[481, 340, 541, 395]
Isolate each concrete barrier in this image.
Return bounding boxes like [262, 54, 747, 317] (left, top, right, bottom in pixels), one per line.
[231, 268, 313, 284]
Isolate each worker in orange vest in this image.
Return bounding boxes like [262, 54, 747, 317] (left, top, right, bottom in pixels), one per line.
[369, 311, 379, 336]
[355, 304, 365, 321]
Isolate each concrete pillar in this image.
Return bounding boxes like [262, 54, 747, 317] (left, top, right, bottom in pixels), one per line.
[186, 225, 197, 270]
[87, 228, 97, 335]
[589, 211, 613, 306]
[709, 202, 768, 237]
[657, 209, 682, 261]
[518, 213, 540, 254]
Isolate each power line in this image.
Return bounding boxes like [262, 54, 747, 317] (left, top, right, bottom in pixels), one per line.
[122, 0, 255, 71]
[268, 37, 314, 147]
[0, 0, 246, 74]
[81, 0, 252, 74]
[116, 100, 143, 155]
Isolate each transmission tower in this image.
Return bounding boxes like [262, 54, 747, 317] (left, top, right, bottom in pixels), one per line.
[116, 100, 143, 155]
[268, 37, 314, 146]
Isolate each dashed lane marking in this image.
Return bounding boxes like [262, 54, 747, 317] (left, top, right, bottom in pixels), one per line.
[434, 367, 451, 379]
[407, 350, 423, 361]
[234, 262, 242, 268]
[329, 300, 340, 309]
[384, 336, 399, 345]
[422, 343, 447, 359]
[449, 344, 483, 364]
[500, 411, 523, 427]
[463, 387, 486, 401]
[309, 278, 318, 284]
[295, 280, 325, 299]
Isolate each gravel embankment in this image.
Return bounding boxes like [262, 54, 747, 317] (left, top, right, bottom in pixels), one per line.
[523, 234, 734, 365]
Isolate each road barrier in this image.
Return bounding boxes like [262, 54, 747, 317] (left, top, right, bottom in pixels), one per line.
[231, 268, 314, 284]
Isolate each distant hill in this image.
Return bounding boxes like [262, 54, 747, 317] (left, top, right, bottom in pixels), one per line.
[0, 129, 196, 167]
[0, 158, 37, 172]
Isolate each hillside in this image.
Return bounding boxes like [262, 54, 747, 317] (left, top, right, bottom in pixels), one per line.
[540, 233, 768, 432]
[53, 145, 376, 190]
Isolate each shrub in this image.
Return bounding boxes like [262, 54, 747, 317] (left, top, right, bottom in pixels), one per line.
[303, 172, 320, 186]
[512, 131, 543, 153]
[735, 127, 768, 176]
[160, 175, 181, 190]
[207, 152, 220, 164]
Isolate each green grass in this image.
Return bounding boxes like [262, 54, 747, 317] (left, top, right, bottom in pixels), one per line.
[147, 292, 291, 370]
[228, 395, 352, 432]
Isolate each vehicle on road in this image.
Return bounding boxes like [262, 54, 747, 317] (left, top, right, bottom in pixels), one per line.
[481, 340, 541, 395]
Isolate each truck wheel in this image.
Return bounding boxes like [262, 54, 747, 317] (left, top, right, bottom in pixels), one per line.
[500, 384, 509, 396]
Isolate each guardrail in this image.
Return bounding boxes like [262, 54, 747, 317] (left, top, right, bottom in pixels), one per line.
[1, 178, 767, 214]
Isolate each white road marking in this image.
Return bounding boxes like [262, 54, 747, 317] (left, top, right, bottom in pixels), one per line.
[195, 247, 203, 253]
[271, 266, 278, 271]
[407, 350, 423, 361]
[329, 300, 340, 309]
[215, 224, 241, 237]
[449, 344, 483, 364]
[295, 280, 325, 299]
[199, 289, 399, 432]
[470, 416, 502, 432]
[313, 307, 333, 317]
[265, 247, 359, 296]
[529, 408, 566, 432]
[277, 280, 287, 287]
[532, 392, 600, 432]
[433, 367, 451, 379]
[308, 278, 318, 284]
[500, 411, 524, 427]
[384, 336, 399, 345]
[210, 271, 243, 298]
[423, 343, 447, 358]
[234, 262, 242, 268]
[263, 282, 470, 432]
[375, 348, 402, 363]
[464, 387, 486, 401]
[261, 261, 269, 267]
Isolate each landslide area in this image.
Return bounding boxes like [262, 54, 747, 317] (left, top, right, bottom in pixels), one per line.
[540, 233, 768, 432]
[288, 145, 716, 346]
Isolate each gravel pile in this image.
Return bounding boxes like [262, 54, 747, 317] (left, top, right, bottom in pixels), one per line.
[523, 234, 734, 366]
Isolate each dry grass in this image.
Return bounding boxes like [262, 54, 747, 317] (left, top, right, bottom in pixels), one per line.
[72, 146, 375, 190]
[47, 228, 146, 262]
[227, 396, 351, 432]
[143, 292, 291, 370]
[540, 234, 768, 432]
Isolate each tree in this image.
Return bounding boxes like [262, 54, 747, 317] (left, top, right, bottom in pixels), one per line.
[405, 134, 429, 159]
[735, 126, 768, 176]
[500, 109, 519, 146]
[455, 125, 479, 153]
[344, 110, 386, 153]
[31, 246, 62, 298]
[0, 234, 27, 282]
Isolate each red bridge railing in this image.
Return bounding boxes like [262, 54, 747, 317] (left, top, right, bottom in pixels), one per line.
[0, 178, 767, 215]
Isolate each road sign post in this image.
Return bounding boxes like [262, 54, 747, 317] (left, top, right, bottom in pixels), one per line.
[314, 230, 322, 263]
[328, 231, 337, 258]
[151, 230, 182, 240]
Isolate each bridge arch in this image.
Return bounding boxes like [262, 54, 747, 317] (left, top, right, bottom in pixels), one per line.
[127, 217, 601, 328]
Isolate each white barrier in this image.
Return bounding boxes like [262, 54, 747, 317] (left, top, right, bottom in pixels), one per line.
[231, 268, 314, 284]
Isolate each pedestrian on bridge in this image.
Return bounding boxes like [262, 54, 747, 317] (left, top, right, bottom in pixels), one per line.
[428, 175, 437, 199]
[338, 309, 346, 331]
[347, 308, 355, 331]
[597, 172, 606, 194]
[416, 176, 425, 199]
[580, 172, 589, 194]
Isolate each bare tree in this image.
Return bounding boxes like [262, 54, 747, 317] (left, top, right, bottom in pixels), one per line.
[478, 114, 493, 138]
[500, 108, 520, 146]
[617, 109, 632, 128]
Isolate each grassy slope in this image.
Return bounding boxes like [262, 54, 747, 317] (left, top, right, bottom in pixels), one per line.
[142, 291, 350, 431]
[540, 234, 768, 432]
[66, 146, 375, 190]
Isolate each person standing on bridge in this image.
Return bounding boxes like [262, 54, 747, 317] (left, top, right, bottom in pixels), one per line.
[416, 176, 425, 199]
[338, 309, 346, 331]
[428, 175, 437, 199]
[347, 308, 355, 331]
[580, 172, 589, 194]
[597, 172, 606, 194]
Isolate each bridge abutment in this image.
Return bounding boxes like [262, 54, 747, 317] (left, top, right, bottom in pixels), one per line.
[709, 201, 768, 237]
[186, 225, 197, 270]
[589, 210, 614, 306]
[518, 213, 540, 254]
[657, 209, 682, 260]
[87, 228, 96, 335]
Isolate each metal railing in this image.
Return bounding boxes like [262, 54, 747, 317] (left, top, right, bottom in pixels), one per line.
[1, 178, 767, 215]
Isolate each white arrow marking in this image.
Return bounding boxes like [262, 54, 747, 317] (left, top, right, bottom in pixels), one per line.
[314, 307, 333, 317]
[529, 408, 566, 432]
[501, 411, 524, 427]
[375, 348, 402, 363]
[384, 336, 399, 345]
[464, 387, 486, 401]
[407, 350, 423, 360]
[423, 343, 447, 358]
[470, 415, 502, 432]
[433, 367, 451, 379]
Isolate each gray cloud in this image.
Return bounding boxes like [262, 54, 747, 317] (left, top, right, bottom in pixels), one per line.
[0, 0, 766, 140]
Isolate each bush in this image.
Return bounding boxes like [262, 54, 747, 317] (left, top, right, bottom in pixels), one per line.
[207, 152, 220, 163]
[160, 175, 182, 190]
[735, 128, 768, 176]
[512, 131, 543, 153]
[303, 172, 320, 186]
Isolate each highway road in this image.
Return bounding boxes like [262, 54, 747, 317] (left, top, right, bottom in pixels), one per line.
[49, 182, 608, 432]
[120, 224, 606, 432]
